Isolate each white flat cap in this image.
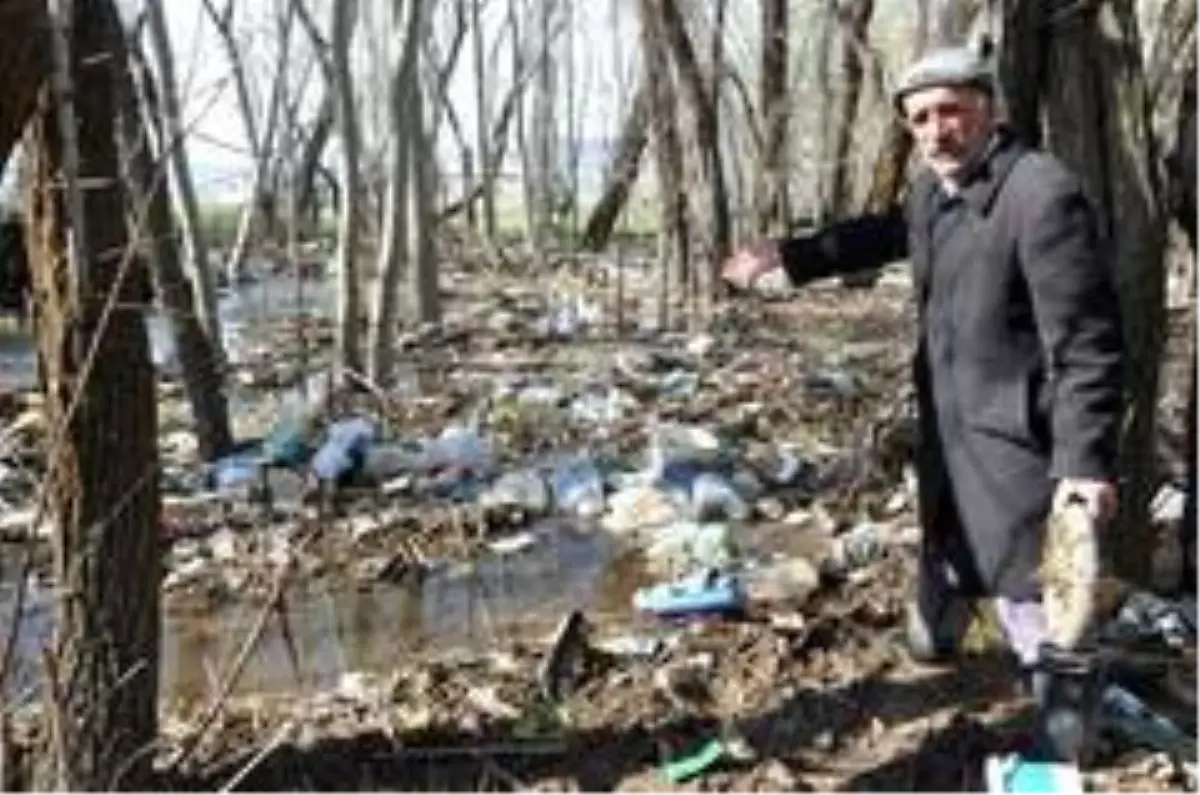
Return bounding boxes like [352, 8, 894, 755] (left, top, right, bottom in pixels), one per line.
[892, 46, 995, 113]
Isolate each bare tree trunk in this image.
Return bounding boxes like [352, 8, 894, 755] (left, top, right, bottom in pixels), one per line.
[580, 79, 649, 251]
[118, 43, 233, 462]
[294, 91, 335, 234]
[0, 5, 47, 180]
[408, 81, 439, 325]
[332, 0, 363, 376]
[815, 7, 835, 222]
[1186, 359, 1198, 592]
[1170, 62, 1196, 591]
[755, 0, 788, 235]
[861, 121, 911, 215]
[31, 0, 159, 787]
[656, 0, 732, 265]
[368, 0, 422, 385]
[637, 0, 687, 329]
[563, 0, 581, 241]
[1033, 0, 1166, 584]
[471, 0, 495, 239]
[996, 0, 1046, 146]
[220, 0, 297, 284]
[830, 0, 883, 290]
[828, 0, 874, 216]
[530, 0, 557, 261]
[851, 0, 937, 286]
[141, 0, 223, 349]
[436, 67, 535, 222]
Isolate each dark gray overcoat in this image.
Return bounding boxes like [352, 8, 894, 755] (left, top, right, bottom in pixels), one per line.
[778, 130, 1124, 600]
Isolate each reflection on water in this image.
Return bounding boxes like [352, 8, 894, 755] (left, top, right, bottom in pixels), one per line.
[0, 553, 52, 705]
[0, 268, 335, 391]
[2, 522, 648, 707]
[161, 522, 641, 707]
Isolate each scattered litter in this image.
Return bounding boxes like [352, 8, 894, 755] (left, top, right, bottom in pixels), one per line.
[311, 418, 377, 483]
[1099, 683, 1197, 761]
[481, 470, 551, 515]
[487, 531, 540, 555]
[539, 610, 590, 702]
[549, 453, 606, 518]
[643, 521, 735, 578]
[661, 738, 727, 783]
[633, 568, 745, 618]
[984, 755, 1084, 794]
[593, 634, 664, 659]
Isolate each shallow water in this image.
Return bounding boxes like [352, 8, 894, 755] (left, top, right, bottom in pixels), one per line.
[0, 269, 641, 707]
[0, 521, 648, 708]
[0, 266, 335, 391]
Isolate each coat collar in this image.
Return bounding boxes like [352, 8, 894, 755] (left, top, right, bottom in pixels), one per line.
[949, 127, 1028, 216]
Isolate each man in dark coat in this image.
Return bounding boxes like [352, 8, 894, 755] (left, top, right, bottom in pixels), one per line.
[723, 47, 1123, 694]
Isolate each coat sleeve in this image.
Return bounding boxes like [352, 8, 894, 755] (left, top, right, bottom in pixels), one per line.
[1016, 165, 1124, 481]
[776, 204, 909, 286]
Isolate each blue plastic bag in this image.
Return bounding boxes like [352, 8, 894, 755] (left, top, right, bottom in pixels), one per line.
[311, 418, 378, 482]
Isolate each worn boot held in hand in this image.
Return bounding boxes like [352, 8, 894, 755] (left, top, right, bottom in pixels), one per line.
[1040, 497, 1100, 651]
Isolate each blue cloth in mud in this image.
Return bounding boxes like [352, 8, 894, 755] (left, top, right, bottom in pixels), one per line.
[311, 418, 378, 482]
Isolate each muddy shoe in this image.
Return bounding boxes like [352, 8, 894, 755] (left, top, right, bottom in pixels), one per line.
[904, 593, 972, 663]
[1040, 497, 1100, 650]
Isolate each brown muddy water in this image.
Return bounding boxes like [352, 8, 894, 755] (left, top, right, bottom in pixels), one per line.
[0, 271, 657, 713]
[1, 522, 651, 710]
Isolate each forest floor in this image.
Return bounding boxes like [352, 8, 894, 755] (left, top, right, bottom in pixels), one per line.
[0, 249, 1195, 791]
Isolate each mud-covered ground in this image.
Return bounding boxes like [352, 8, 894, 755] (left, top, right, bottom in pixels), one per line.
[0, 250, 1195, 791]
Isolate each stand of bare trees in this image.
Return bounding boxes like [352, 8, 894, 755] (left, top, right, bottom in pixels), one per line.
[0, 1, 1189, 787]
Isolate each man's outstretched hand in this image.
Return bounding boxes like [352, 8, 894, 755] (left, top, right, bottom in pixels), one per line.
[720, 242, 783, 291]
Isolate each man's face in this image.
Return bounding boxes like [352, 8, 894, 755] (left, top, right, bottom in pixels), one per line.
[902, 85, 995, 182]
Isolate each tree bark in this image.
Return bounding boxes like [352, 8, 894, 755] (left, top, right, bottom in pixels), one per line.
[996, 0, 1046, 147]
[580, 79, 650, 251]
[0, 2, 48, 179]
[220, 0, 296, 285]
[828, 0, 875, 217]
[294, 92, 335, 234]
[1036, 0, 1166, 584]
[530, 0, 557, 263]
[1171, 63, 1196, 592]
[140, 0, 224, 349]
[657, 0, 731, 265]
[118, 40, 233, 462]
[407, 80, 439, 325]
[30, 0, 160, 787]
[755, 0, 788, 235]
[368, 0, 423, 386]
[637, 0, 687, 328]
[861, 122, 910, 216]
[850, 0, 937, 285]
[470, 0, 496, 239]
[331, 0, 363, 376]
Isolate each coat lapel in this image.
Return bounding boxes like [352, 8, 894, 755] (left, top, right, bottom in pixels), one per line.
[909, 174, 938, 308]
[910, 129, 1028, 309]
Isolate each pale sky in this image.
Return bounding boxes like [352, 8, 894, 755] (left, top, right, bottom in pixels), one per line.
[143, 0, 656, 203]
